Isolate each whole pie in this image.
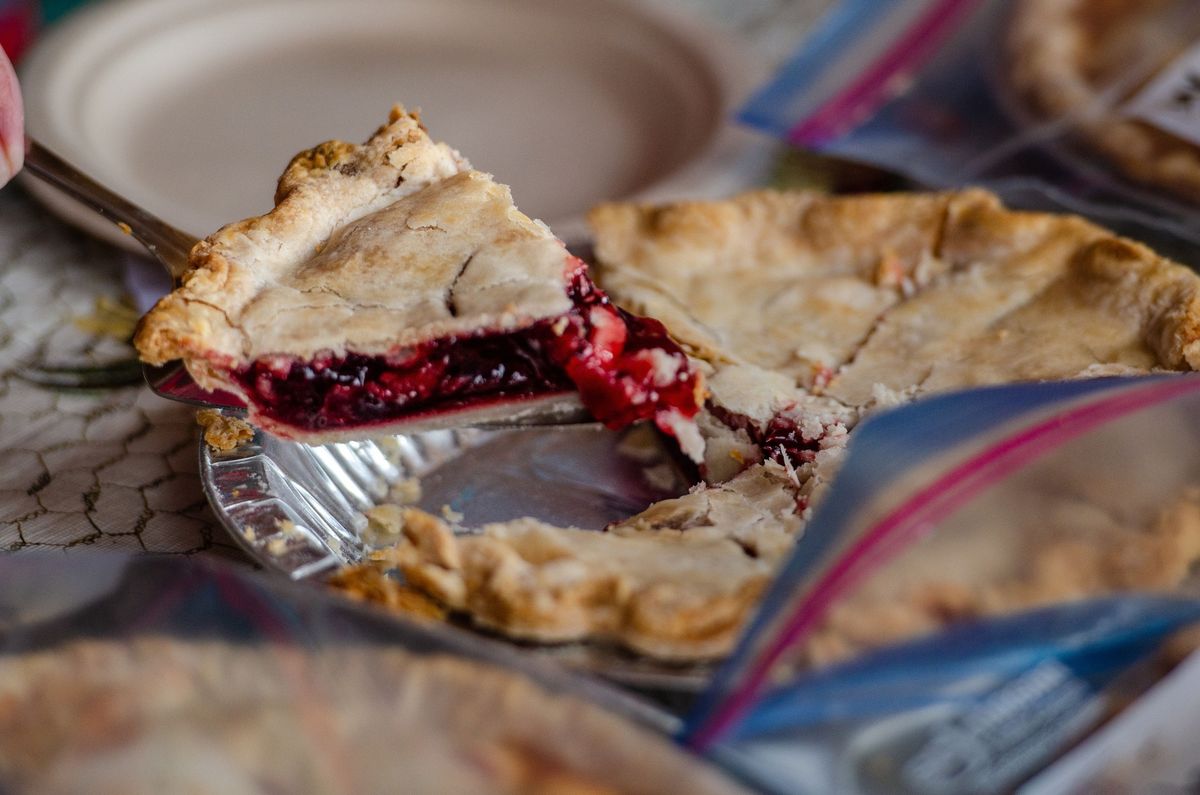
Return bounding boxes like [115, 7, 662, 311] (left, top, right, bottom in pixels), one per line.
[134, 107, 703, 453]
[342, 187, 1200, 661]
[1007, 0, 1200, 203]
[133, 106, 1200, 663]
[0, 638, 747, 794]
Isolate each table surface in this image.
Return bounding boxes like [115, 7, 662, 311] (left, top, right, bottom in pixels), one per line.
[0, 0, 832, 565]
[0, 191, 250, 562]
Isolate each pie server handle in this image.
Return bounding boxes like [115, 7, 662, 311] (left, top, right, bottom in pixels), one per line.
[24, 139, 198, 278]
[22, 139, 223, 410]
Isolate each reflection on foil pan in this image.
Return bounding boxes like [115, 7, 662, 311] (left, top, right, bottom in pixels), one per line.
[200, 411, 713, 690]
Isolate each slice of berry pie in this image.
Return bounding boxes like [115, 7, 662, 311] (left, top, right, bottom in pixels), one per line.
[135, 107, 704, 451]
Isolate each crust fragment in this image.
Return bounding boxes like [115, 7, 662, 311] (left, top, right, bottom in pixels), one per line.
[195, 409, 254, 453]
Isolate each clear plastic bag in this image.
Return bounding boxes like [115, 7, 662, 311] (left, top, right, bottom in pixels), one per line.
[685, 375, 1200, 794]
[742, 0, 1200, 262]
[1022, 645, 1200, 793]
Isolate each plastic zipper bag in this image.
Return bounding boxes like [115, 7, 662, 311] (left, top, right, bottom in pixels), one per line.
[684, 375, 1200, 794]
[742, 0, 1200, 262]
[1022, 643, 1200, 793]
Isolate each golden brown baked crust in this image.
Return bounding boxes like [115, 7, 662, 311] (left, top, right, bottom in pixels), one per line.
[356, 188, 1200, 662]
[592, 188, 1200, 396]
[195, 409, 254, 453]
[360, 464, 799, 661]
[0, 637, 748, 794]
[589, 189, 962, 383]
[134, 105, 572, 382]
[328, 563, 448, 620]
[1008, 0, 1200, 202]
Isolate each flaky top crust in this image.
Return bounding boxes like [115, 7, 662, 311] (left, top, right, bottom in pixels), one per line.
[589, 188, 1200, 385]
[134, 107, 574, 384]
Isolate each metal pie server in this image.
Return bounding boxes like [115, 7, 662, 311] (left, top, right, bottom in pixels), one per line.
[22, 140, 243, 408]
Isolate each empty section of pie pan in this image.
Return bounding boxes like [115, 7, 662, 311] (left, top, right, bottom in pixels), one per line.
[19, 0, 765, 251]
[199, 418, 715, 690]
[203, 422, 693, 572]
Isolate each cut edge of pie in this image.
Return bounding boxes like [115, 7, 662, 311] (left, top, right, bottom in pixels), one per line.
[134, 106, 705, 451]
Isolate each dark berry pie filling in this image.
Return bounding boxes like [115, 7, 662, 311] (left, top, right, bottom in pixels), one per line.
[709, 405, 823, 471]
[229, 262, 702, 435]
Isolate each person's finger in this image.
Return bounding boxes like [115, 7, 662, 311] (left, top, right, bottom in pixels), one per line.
[0, 46, 25, 187]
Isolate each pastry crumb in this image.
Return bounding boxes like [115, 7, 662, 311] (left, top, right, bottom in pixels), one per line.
[72, 295, 139, 340]
[242, 526, 257, 543]
[196, 410, 255, 452]
[361, 504, 408, 547]
[387, 477, 423, 505]
[440, 504, 464, 523]
[265, 518, 306, 555]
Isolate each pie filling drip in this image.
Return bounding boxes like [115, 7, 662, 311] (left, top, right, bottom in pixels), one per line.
[230, 260, 702, 434]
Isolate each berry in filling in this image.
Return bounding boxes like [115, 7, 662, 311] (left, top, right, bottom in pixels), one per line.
[759, 417, 822, 469]
[229, 260, 702, 435]
[709, 406, 823, 472]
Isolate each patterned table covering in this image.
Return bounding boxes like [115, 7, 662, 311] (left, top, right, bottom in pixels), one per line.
[0, 0, 832, 563]
[0, 191, 247, 562]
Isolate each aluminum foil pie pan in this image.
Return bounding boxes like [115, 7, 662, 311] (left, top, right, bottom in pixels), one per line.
[199, 412, 715, 691]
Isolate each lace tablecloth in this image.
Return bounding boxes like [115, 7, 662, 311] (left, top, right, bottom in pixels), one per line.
[0, 191, 247, 562]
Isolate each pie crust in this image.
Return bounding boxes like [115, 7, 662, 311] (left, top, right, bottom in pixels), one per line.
[1008, 0, 1200, 203]
[0, 638, 747, 794]
[350, 188, 1200, 661]
[356, 465, 800, 661]
[135, 107, 702, 448]
[195, 408, 254, 453]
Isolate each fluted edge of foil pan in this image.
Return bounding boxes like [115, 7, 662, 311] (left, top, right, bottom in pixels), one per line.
[199, 411, 715, 692]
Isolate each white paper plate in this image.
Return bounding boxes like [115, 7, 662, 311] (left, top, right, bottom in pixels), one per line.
[19, 0, 764, 249]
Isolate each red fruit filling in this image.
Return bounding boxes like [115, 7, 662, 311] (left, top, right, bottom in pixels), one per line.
[229, 261, 702, 435]
[760, 417, 822, 468]
[709, 406, 822, 471]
